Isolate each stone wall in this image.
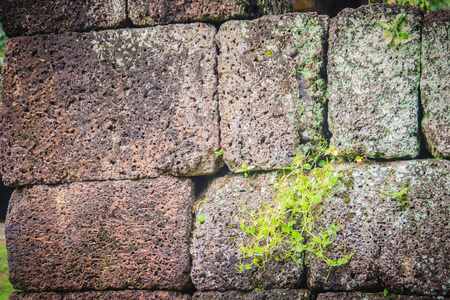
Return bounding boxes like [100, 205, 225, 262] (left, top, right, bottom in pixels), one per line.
[0, 2, 449, 299]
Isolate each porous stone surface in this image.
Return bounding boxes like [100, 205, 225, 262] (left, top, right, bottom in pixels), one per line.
[0, 0, 126, 37]
[128, 0, 295, 26]
[216, 13, 329, 172]
[193, 289, 311, 299]
[421, 10, 450, 158]
[317, 292, 447, 299]
[6, 177, 194, 291]
[191, 174, 305, 291]
[307, 160, 450, 296]
[10, 291, 191, 300]
[0, 24, 221, 187]
[327, 4, 423, 159]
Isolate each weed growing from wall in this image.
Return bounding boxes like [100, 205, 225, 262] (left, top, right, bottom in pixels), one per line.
[236, 141, 353, 273]
[376, 13, 410, 47]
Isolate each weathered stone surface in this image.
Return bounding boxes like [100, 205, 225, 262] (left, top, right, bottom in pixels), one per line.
[328, 4, 423, 159]
[193, 289, 311, 299]
[317, 292, 447, 300]
[10, 291, 191, 300]
[216, 13, 329, 172]
[0, 24, 221, 187]
[421, 10, 450, 158]
[128, 0, 295, 26]
[191, 174, 304, 291]
[307, 160, 450, 296]
[6, 177, 194, 291]
[0, 0, 126, 37]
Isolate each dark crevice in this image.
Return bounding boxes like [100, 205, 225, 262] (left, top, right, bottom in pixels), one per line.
[417, 85, 433, 159]
[117, 0, 135, 28]
[321, 20, 332, 144]
[416, 21, 433, 160]
[0, 177, 14, 221]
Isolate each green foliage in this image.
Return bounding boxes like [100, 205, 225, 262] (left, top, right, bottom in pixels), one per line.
[0, 245, 13, 299]
[376, 13, 409, 47]
[369, 0, 450, 11]
[197, 214, 206, 225]
[383, 289, 389, 296]
[235, 163, 256, 178]
[236, 141, 353, 273]
[391, 187, 409, 206]
[215, 149, 223, 157]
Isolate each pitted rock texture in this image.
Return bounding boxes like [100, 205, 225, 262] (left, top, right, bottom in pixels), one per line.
[191, 174, 304, 291]
[327, 4, 423, 159]
[216, 13, 329, 172]
[307, 160, 450, 296]
[10, 291, 191, 300]
[421, 10, 450, 158]
[6, 177, 194, 291]
[193, 289, 312, 299]
[317, 292, 447, 300]
[128, 0, 295, 26]
[0, 0, 126, 37]
[0, 24, 221, 187]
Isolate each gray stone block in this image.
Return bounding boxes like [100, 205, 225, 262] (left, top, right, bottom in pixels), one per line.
[6, 177, 194, 291]
[216, 13, 329, 172]
[0, 24, 222, 187]
[193, 289, 311, 299]
[327, 4, 423, 159]
[0, 0, 126, 37]
[191, 174, 305, 291]
[128, 0, 295, 26]
[317, 292, 447, 299]
[421, 10, 450, 158]
[307, 160, 450, 296]
[10, 291, 191, 300]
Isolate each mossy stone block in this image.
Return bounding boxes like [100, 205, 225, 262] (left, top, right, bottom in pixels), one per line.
[191, 174, 305, 291]
[421, 10, 450, 158]
[216, 13, 329, 172]
[308, 160, 450, 296]
[328, 4, 423, 159]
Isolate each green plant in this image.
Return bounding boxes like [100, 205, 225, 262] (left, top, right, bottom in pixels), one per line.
[376, 13, 409, 47]
[0, 245, 13, 299]
[215, 149, 223, 157]
[236, 142, 353, 274]
[392, 187, 409, 206]
[197, 214, 206, 225]
[368, 0, 430, 10]
[383, 288, 389, 296]
[235, 163, 256, 178]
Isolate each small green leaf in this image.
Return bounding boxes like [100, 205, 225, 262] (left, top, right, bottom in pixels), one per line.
[214, 149, 223, 156]
[197, 214, 206, 224]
